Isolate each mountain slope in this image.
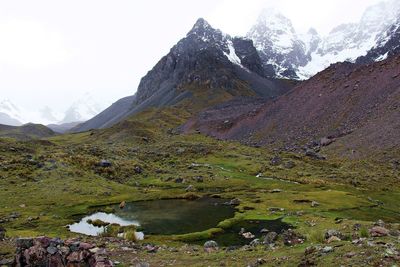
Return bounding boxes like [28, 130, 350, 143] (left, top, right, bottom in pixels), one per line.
[184, 54, 400, 157]
[73, 18, 292, 132]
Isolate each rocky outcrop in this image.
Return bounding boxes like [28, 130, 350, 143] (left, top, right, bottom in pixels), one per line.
[14, 237, 114, 267]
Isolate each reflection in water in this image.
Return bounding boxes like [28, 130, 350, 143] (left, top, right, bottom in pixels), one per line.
[69, 212, 139, 236]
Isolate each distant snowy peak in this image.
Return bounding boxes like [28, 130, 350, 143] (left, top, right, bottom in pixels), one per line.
[60, 94, 105, 124]
[0, 99, 22, 120]
[248, 1, 400, 79]
[358, 16, 400, 63]
[299, 0, 400, 78]
[0, 99, 23, 126]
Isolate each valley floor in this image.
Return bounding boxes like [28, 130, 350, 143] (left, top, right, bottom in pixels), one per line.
[0, 112, 399, 266]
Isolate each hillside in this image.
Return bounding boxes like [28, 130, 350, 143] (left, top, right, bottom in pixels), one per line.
[183, 54, 400, 158]
[0, 123, 56, 140]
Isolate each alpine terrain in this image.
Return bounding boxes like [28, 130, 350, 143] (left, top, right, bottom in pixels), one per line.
[1, 1, 400, 267]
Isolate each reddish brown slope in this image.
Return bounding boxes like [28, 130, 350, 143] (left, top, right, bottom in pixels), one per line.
[184, 55, 400, 156]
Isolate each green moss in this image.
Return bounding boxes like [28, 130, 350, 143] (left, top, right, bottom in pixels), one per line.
[173, 228, 224, 242]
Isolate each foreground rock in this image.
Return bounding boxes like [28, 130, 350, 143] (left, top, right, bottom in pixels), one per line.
[204, 240, 219, 253]
[14, 237, 114, 267]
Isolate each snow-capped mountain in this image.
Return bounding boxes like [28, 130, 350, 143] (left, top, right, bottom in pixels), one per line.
[299, 0, 400, 78]
[0, 99, 23, 126]
[247, 8, 309, 79]
[60, 93, 106, 124]
[248, 0, 400, 79]
[0, 93, 106, 126]
[358, 15, 400, 63]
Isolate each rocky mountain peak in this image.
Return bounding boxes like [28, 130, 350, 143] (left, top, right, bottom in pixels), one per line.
[186, 18, 225, 44]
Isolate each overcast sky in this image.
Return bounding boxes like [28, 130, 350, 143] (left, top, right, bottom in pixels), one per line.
[0, 0, 384, 117]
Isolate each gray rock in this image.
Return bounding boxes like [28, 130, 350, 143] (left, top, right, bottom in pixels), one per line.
[369, 226, 389, 237]
[134, 166, 143, 174]
[324, 229, 345, 240]
[249, 239, 261, 247]
[46, 246, 58, 255]
[204, 240, 219, 252]
[227, 198, 241, 206]
[174, 178, 184, 183]
[98, 160, 112, 167]
[263, 231, 278, 245]
[320, 137, 334, 146]
[185, 185, 195, 192]
[374, 219, 385, 227]
[270, 156, 282, 166]
[321, 246, 334, 253]
[311, 201, 320, 207]
[283, 161, 296, 169]
[282, 229, 304, 246]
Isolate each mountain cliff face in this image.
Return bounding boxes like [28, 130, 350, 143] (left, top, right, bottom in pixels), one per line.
[183, 54, 400, 156]
[73, 18, 292, 132]
[247, 8, 309, 79]
[248, 1, 400, 79]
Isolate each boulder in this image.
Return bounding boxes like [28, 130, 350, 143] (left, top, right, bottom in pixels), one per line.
[369, 226, 389, 237]
[226, 198, 241, 206]
[321, 246, 334, 253]
[98, 160, 112, 167]
[185, 185, 195, 192]
[326, 236, 341, 243]
[249, 239, 261, 247]
[14, 237, 114, 267]
[324, 229, 345, 240]
[282, 229, 304, 246]
[311, 201, 320, 207]
[174, 178, 184, 183]
[320, 137, 334, 147]
[134, 166, 143, 174]
[242, 232, 255, 239]
[204, 240, 219, 252]
[270, 156, 282, 166]
[263, 231, 278, 245]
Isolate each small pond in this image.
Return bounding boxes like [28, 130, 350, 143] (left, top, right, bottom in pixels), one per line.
[69, 197, 235, 236]
[69, 197, 291, 246]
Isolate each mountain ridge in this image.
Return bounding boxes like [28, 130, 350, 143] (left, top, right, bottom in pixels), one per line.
[72, 18, 293, 132]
